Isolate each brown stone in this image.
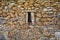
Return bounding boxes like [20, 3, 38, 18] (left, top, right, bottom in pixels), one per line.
[37, 22, 43, 26]
[6, 15, 11, 19]
[10, 13, 15, 18]
[36, 13, 42, 18]
[44, 2, 50, 7]
[29, 0, 34, 5]
[24, 2, 28, 10]
[22, 24, 29, 30]
[34, 3, 40, 8]
[18, 12, 25, 17]
[34, 28, 40, 35]
[19, 19, 26, 25]
[8, 31, 15, 38]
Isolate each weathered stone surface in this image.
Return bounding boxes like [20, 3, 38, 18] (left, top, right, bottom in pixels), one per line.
[0, 0, 60, 40]
[36, 13, 42, 18]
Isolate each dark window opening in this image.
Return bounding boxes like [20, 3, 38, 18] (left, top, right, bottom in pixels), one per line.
[28, 12, 32, 25]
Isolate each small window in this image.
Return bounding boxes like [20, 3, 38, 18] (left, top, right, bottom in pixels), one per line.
[26, 12, 34, 25]
[28, 12, 32, 24]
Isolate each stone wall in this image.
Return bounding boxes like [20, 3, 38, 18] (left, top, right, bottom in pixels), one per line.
[0, 0, 60, 40]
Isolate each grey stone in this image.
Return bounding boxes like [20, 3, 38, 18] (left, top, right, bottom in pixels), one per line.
[57, 12, 60, 18]
[0, 18, 7, 24]
[0, 35, 6, 40]
[55, 32, 60, 40]
[49, 38, 56, 40]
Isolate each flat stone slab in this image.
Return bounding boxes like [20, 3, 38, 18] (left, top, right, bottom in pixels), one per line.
[0, 35, 6, 40]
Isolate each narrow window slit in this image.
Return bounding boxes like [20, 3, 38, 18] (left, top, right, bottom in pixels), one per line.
[28, 12, 32, 25]
[26, 12, 34, 26]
